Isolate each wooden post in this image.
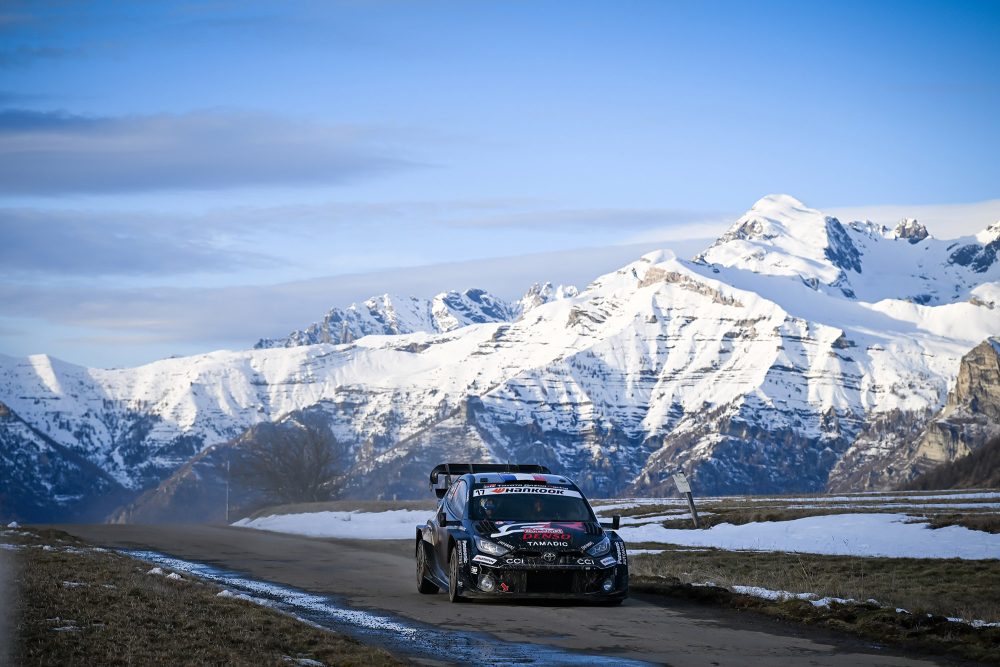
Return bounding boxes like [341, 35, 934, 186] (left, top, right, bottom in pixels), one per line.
[672, 473, 700, 529]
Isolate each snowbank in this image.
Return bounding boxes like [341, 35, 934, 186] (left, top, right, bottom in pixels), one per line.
[617, 513, 1000, 559]
[233, 509, 430, 540]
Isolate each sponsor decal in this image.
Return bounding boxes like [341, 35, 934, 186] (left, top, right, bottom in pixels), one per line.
[576, 558, 594, 566]
[504, 557, 526, 565]
[458, 540, 469, 565]
[497, 541, 515, 550]
[522, 530, 571, 541]
[470, 566, 479, 574]
[473, 487, 581, 498]
[541, 552, 557, 563]
[526, 540, 570, 547]
[472, 554, 497, 565]
[489, 522, 584, 539]
[581, 540, 595, 551]
[615, 541, 627, 566]
[600, 556, 616, 567]
[500, 582, 510, 592]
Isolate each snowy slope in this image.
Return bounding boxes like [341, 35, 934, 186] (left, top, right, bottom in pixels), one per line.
[3, 194, 999, 520]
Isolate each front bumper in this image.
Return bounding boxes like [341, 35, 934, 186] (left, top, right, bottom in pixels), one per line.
[462, 561, 629, 600]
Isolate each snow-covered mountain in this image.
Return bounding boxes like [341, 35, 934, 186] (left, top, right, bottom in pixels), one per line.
[255, 284, 578, 349]
[696, 194, 1000, 306]
[3, 194, 999, 521]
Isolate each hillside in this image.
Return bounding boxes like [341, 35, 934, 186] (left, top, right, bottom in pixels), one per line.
[902, 435, 1000, 490]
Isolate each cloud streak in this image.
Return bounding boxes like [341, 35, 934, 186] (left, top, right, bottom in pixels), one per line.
[0, 239, 713, 367]
[0, 206, 278, 276]
[3, 197, 714, 278]
[439, 207, 731, 230]
[0, 109, 423, 195]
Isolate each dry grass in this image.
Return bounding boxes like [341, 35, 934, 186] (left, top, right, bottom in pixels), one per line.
[4, 528, 405, 667]
[630, 548, 1000, 665]
[922, 513, 1000, 534]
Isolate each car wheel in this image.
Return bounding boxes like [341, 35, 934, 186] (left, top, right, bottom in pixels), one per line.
[448, 547, 464, 603]
[416, 542, 439, 594]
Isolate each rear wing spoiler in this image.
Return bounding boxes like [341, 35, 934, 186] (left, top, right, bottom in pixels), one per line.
[429, 462, 551, 498]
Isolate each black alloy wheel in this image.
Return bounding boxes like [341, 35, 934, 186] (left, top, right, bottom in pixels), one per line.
[448, 547, 464, 603]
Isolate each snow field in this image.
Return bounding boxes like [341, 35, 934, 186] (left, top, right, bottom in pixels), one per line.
[234, 509, 430, 539]
[233, 501, 1000, 560]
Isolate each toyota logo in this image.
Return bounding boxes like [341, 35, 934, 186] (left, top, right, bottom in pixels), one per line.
[542, 551, 557, 563]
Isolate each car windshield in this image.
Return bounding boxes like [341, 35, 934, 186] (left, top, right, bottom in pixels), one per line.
[470, 488, 595, 521]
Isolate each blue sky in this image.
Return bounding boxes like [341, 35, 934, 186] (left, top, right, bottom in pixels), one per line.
[2, 0, 999, 367]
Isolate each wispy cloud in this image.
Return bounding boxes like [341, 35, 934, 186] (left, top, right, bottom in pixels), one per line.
[0, 206, 278, 276]
[0, 109, 424, 195]
[0, 197, 526, 277]
[439, 207, 729, 230]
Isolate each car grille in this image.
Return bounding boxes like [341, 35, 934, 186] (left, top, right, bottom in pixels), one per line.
[484, 568, 614, 594]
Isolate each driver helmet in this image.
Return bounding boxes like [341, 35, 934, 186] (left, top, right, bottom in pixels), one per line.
[480, 497, 497, 514]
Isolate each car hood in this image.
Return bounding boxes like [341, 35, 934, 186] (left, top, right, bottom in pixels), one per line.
[475, 520, 605, 552]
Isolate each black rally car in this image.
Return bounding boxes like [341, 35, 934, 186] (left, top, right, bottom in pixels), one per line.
[415, 463, 628, 603]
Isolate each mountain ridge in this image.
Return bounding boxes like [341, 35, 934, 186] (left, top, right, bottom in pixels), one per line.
[3, 194, 999, 521]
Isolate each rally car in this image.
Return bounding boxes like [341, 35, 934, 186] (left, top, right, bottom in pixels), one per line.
[415, 463, 628, 603]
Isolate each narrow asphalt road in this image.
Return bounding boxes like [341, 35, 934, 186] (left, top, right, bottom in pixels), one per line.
[59, 524, 951, 667]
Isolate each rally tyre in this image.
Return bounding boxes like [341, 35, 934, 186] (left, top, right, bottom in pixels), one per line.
[416, 542, 439, 594]
[448, 548, 464, 603]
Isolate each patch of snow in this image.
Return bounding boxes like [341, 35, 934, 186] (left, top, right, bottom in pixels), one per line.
[732, 586, 1000, 628]
[283, 657, 325, 667]
[809, 596, 857, 608]
[166, 572, 183, 580]
[146, 566, 164, 575]
[730, 585, 815, 601]
[627, 549, 665, 555]
[217, 589, 235, 598]
[234, 509, 430, 540]
[617, 513, 1000, 559]
[61, 581, 86, 588]
[6, 521, 19, 529]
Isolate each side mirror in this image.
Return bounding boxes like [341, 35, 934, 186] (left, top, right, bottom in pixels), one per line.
[599, 515, 620, 530]
[437, 511, 449, 527]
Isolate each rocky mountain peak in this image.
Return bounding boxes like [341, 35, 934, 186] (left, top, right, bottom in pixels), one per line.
[516, 282, 579, 316]
[254, 283, 582, 350]
[977, 221, 1000, 245]
[890, 218, 929, 244]
[695, 195, 862, 296]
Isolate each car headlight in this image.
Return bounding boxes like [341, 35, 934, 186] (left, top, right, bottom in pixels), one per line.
[474, 535, 510, 557]
[586, 535, 611, 557]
